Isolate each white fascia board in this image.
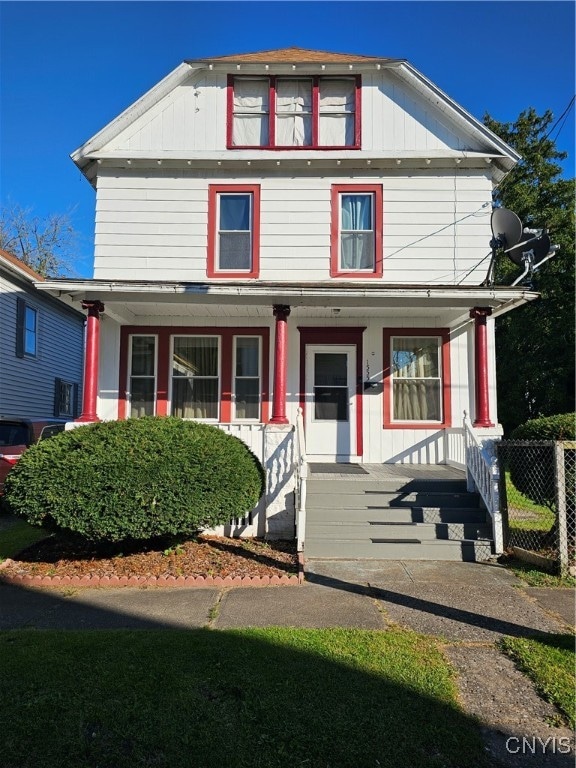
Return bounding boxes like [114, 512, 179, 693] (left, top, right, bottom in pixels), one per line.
[393, 62, 521, 169]
[35, 279, 538, 309]
[70, 62, 201, 167]
[86, 149, 501, 163]
[187, 57, 408, 73]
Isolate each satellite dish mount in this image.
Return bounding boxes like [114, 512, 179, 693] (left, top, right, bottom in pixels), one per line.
[484, 207, 559, 287]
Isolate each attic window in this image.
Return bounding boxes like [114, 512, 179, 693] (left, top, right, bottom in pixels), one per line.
[228, 76, 360, 149]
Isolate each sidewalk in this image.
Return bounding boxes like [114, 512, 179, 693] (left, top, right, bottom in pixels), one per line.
[0, 559, 572, 635]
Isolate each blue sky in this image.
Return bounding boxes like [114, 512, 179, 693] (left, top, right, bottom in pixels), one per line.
[1, 1, 574, 277]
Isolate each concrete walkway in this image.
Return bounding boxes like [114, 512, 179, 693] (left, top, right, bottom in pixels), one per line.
[0, 559, 572, 634]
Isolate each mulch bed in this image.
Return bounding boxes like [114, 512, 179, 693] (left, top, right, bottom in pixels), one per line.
[1, 533, 300, 585]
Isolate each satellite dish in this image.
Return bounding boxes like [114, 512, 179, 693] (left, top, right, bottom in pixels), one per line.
[507, 231, 551, 266]
[483, 206, 558, 287]
[490, 208, 522, 249]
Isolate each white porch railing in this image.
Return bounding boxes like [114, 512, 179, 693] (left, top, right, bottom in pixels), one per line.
[463, 413, 503, 553]
[444, 427, 466, 469]
[294, 407, 309, 552]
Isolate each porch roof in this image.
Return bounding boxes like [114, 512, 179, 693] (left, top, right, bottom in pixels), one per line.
[35, 279, 538, 327]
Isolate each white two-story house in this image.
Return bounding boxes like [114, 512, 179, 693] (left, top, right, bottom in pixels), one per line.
[37, 47, 538, 550]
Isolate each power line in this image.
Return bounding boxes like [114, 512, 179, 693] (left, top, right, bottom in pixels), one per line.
[545, 95, 575, 142]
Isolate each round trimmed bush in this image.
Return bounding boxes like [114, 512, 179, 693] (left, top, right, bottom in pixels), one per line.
[3, 417, 265, 542]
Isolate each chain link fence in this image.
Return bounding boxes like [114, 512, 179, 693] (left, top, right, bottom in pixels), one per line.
[496, 440, 575, 574]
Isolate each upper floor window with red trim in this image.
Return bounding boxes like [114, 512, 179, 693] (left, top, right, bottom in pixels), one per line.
[330, 184, 383, 277]
[207, 185, 260, 278]
[228, 76, 361, 149]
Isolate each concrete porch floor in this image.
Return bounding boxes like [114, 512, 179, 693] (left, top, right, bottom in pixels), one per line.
[307, 463, 467, 482]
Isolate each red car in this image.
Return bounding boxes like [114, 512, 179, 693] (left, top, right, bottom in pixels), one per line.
[0, 417, 69, 493]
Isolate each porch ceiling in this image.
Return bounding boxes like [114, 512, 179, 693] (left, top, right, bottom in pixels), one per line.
[35, 279, 539, 327]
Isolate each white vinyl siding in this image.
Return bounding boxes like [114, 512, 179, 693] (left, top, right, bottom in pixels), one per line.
[94, 169, 492, 285]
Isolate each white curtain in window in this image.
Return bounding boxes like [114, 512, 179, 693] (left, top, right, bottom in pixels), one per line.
[319, 79, 355, 146]
[276, 79, 312, 146]
[233, 79, 269, 146]
[392, 339, 440, 421]
[172, 338, 218, 419]
[340, 194, 374, 270]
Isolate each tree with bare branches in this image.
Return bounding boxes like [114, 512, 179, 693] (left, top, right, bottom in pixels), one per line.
[0, 202, 78, 277]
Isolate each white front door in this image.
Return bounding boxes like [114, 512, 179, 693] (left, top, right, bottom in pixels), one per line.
[304, 345, 357, 460]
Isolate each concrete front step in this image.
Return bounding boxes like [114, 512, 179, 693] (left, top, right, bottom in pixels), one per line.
[306, 521, 492, 541]
[307, 491, 480, 509]
[303, 537, 494, 561]
[307, 478, 469, 494]
[304, 474, 491, 561]
[306, 506, 487, 524]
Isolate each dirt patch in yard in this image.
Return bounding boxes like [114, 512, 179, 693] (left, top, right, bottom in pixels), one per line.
[1, 533, 298, 581]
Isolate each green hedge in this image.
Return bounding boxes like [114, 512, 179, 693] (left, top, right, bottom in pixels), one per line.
[510, 413, 575, 441]
[3, 417, 265, 543]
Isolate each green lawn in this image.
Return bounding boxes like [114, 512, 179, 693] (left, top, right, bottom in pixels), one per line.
[0, 627, 490, 768]
[0, 517, 49, 562]
[507, 558, 576, 588]
[500, 634, 575, 728]
[505, 472, 556, 532]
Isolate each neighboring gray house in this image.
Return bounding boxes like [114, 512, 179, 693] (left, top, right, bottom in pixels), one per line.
[0, 249, 84, 419]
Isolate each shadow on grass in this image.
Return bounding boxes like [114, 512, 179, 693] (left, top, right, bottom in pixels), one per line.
[1, 582, 574, 768]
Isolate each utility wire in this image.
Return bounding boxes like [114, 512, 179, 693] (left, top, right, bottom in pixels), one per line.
[545, 95, 575, 142]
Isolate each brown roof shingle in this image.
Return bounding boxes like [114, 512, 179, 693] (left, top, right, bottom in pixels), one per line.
[0, 248, 45, 281]
[196, 46, 389, 64]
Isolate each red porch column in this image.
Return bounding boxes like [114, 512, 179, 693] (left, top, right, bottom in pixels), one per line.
[470, 307, 494, 428]
[77, 300, 105, 422]
[270, 304, 291, 424]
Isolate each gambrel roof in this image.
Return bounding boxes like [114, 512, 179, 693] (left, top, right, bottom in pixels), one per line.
[71, 46, 521, 181]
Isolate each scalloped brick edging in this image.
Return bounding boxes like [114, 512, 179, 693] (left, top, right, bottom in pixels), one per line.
[0, 558, 304, 589]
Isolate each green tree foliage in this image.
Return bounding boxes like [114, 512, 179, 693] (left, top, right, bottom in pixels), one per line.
[484, 108, 575, 435]
[3, 417, 265, 543]
[0, 202, 77, 277]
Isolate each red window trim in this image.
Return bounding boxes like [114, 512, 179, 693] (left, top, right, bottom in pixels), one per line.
[207, 184, 261, 279]
[119, 326, 270, 423]
[227, 74, 361, 150]
[298, 326, 366, 457]
[382, 328, 452, 429]
[330, 184, 383, 278]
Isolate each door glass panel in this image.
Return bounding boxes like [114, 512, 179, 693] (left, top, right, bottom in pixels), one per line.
[313, 353, 348, 421]
[314, 353, 347, 386]
[314, 388, 348, 421]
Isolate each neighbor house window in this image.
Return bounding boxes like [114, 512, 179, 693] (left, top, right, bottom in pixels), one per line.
[228, 76, 360, 149]
[383, 329, 452, 428]
[16, 298, 38, 358]
[330, 185, 383, 277]
[171, 336, 219, 419]
[54, 378, 78, 418]
[233, 336, 261, 420]
[207, 185, 260, 278]
[129, 335, 157, 417]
